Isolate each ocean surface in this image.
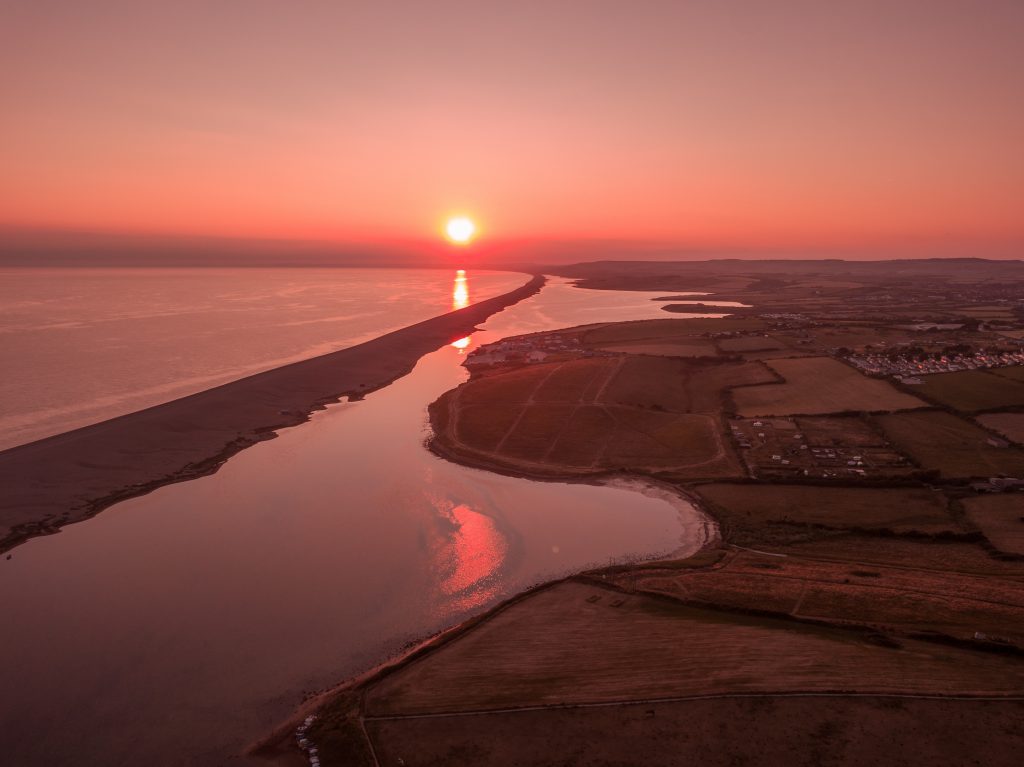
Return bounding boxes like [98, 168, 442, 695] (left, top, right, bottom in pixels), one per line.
[0, 275, 725, 766]
[0, 267, 529, 451]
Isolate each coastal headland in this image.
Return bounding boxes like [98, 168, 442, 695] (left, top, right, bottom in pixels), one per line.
[295, 259, 1024, 766]
[0, 274, 544, 554]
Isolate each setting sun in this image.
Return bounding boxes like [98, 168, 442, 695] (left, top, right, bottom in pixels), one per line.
[445, 216, 476, 245]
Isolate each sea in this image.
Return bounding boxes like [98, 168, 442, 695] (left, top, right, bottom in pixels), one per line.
[0, 267, 529, 451]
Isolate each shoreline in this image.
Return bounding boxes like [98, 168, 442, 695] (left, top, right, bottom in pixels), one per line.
[0, 273, 544, 554]
[251, 478, 719, 762]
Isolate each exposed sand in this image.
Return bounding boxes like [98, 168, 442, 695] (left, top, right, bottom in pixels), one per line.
[0, 274, 543, 553]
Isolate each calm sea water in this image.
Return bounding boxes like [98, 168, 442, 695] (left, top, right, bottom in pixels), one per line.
[0, 276, 722, 766]
[0, 267, 528, 451]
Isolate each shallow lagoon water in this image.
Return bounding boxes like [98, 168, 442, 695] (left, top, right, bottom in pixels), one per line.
[0, 278, 720, 766]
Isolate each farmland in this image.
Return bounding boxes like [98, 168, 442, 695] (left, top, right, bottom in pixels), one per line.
[729, 415, 914, 479]
[915, 369, 1024, 412]
[963, 494, 1024, 555]
[363, 581, 1024, 718]
[694, 484, 959, 536]
[875, 411, 1024, 478]
[977, 412, 1024, 444]
[364, 698, 1024, 767]
[732, 357, 925, 416]
[581, 317, 765, 345]
[309, 576, 1024, 766]
[432, 351, 777, 479]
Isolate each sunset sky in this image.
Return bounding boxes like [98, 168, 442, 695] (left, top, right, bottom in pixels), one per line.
[1, 0, 1022, 261]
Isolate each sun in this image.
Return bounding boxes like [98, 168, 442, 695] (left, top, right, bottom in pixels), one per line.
[445, 216, 476, 245]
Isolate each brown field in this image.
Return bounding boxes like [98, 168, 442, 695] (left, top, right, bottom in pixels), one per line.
[436, 356, 751, 477]
[991, 365, 1024, 382]
[733, 357, 925, 416]
[773, 534, 1024, 575]
[916, 369, 1024, 412]
[595, 340, 717, 356]
[364, 697, 1024, 767]
[582, 318, 765, 346]
[959, 308, 1016, 319]
[794, 416, 890, 447]
[624, 548, 1024, 642]
[977, 412, 1024, 444]
[718, 335, 785, 352]
[804, 326, 915, 350]
[694, 483, 958, 534]
[363, 581, 1023, 718]
[875, 411, 1024, 477]
[740, 347, 813, 361]
[963, 495, 1024, 555]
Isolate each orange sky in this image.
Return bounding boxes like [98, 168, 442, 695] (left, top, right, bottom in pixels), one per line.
[1, 1, 1022, 260]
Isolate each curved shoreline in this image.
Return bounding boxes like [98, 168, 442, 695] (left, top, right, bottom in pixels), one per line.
[251, 474, 720, 762]
[0, 274, 544, 554]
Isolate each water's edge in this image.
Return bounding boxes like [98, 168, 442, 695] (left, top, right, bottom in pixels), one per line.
[248, 474, 719, 760]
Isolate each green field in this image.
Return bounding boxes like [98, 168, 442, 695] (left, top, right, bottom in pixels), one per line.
[875, 411, 1024, 478]
[695, 483, 958, 534]
[733, 357, 925, 416]
[917, 370, 1024, 412]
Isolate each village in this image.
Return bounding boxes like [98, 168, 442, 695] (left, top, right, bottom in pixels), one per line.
[846, 348, 1024, 381]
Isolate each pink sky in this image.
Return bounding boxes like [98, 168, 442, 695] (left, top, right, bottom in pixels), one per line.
[1, 1, 1022, 260]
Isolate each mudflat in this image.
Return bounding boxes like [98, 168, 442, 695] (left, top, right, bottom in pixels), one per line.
[0, 274, 543, 553]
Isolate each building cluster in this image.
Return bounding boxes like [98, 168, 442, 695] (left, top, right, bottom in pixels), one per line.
[846, 349, 1024, 379]
[731, 417, 910, 480]
[970, 476, 1024, 493]
[465, 333, 586, 368]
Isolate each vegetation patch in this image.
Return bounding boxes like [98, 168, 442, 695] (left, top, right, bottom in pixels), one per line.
[976, 412, 1024, 445]
[916, 369, 1024, 412]
[695, 484, 958, 535]
[875, 411, 1024, 478]
[733, 357, 925, 416]
[963, 495, 1024, 555]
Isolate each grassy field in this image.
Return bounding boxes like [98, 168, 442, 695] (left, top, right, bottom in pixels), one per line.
[599, 355, 774, 412]
[794, 416, 891, 446]
[363, 581, 1024, 717]
[436, 356, 750, 477]
[916, 369, 1024, 412]
[963, 495, 1024, 555]
[365, 696, 1024, 767]
[773, 534, 1024, 575]
[626, 549, 1024, 642]
[694, 483, 958, 534]
[991, 365, 1024, 382]
[733, 357, 925, 416]
[977, 412, 1024, 444]
[718, 335, 784, 352]
[582, 318, 764, 346]
[875, 411, 1024, 477]
[595, 340, 717, 356]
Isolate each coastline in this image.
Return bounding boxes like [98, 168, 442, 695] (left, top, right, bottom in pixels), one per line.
[0, 273, 544, 554]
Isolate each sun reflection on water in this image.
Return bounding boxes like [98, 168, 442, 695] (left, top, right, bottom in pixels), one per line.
[451, 269, 471, 353]
[434, 502, 508, 613]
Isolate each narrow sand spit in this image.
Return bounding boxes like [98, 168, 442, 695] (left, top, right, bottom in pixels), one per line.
[0, 274, 543, 553]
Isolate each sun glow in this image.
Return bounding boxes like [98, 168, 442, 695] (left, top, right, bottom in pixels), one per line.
[445, 216, 476, 244]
